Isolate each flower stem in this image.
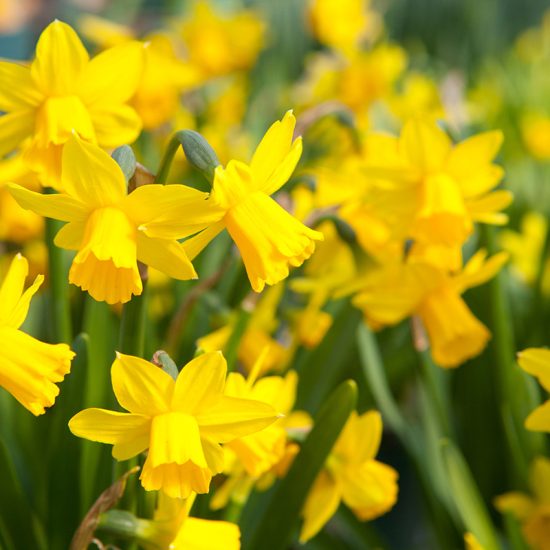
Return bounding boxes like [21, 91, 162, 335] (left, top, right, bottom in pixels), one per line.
[155, 134, 181, 185]
[45, 211, 72, 344]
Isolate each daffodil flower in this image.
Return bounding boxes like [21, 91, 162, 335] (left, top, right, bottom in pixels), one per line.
[0, 20, 144, 186]
[9, 135, 224, 304]
[69, 351, 279, 499]
[300, 411, 398, 542]
[0, 254, 74, 415]
[183, 111, 324, 292]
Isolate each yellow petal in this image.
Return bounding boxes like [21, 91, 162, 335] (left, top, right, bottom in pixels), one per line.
[466, 190, 513, 225]
[300, 470, 341, 542]
[147, 412, 207, 468]
[68, 408, 150, 460]
[172, 517, 241, 550]
[454, 251, 508, 294]
[419, 287, 490, 368]
[0, 110, 35, 157]
[69, 253, 142, 304]
[0, 62, 43, 111]
[196, 395, 278, 443]
[224, 192, 323, 292]
[87, 103, 142, 149]
[172, 351, 226, 414]
[136, 233, 197, 280]
[335, 411, 382, 463]
[31, 20, 89, 96]
[0, 326, 73, 416]
[446, 130, 504, 196]
[54, 220, 86, 250]
[8, 183, 88, 222]
[525, 401, 550, 432]
[0, 254, 44, 329]
[125, 184, 223, 239]
[182, 221, 225, 261]
[531, 456, 550, 505]
[340, 460, 398, 520]
[399, 118, 451, 173]
[250, 111, 302, 195]
[78, 41, 144, 106]
[61, 135, 126, 206]
[140, 457, 212, 498]
[494, 492, 535, 519]
[112, 352, 174, 415]
[518, 348, 550, 392]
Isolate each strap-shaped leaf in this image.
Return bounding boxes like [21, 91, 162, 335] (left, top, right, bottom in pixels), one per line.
[246, 379, 357, 550]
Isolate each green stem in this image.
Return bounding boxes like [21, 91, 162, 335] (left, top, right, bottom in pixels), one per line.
[118, 278, 148, 356]
[483, 226, 546, 482]
[155, 134, 181, 185]
[44, 213, 72, 344]
[225, 308, 251, 372]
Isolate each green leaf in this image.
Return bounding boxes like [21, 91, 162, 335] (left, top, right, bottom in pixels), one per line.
[440, 439, 500, 550]
[246, 379, 357, 550]
[0, 438, 46, 550]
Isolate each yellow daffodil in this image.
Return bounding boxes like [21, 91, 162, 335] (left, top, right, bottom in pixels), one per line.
[69, 350, 279, 499]
[520, 113, 550, 160]
[183, 111, 324, 292]
[0, 185, 43, 243]
[79, 14, 135, 49]
[349, 250, 508, 367]
[180, 1, 264, 78]
[495, 457, 550, 550]
[308, 0, 382, 55]
[362, 118, 512, 248]
[0, 20, 144, 187]
[517, 348, 550, 431]
[0, 254, 74, 415]
[9, 136, 223, 304]
[300, 410, 398, 542]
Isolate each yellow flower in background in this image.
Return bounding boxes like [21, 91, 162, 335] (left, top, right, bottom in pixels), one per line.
[0, 185, 43, 243]
[308, 0, 382, 55]
[79, 14, 135, 49]
[0, 20, 144, 187]
[10, 136, 223, 304]
[517, 348, 550, 431]
[495, 457, 550, 550]
[198, 285, 287, 375]
[0, 254, 74, 415]
[132, 34, 202, 130]
[300, 411, 398, 542]
[520, 113, 550, 160]
[362, 118, 511, 248]
[180, 1, 264, 78]
[69, 351, 279, 499]
[500, 211, 550, 291]
[183, 111, 324, 293]
[349, 250, 508, 367]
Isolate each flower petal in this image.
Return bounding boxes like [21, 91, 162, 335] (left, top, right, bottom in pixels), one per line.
[127, 184, 224, 240]
[399, 118, 451, 172]
[61, 135, 127, 206]
[172, 351, 226, 414]
[182, 221, 225, 261]
[8, 183, 88, 222]
[0, 110, 34, 157]
[173, 517, 241, 550]
[196, 395, 278, 442]
[0, 62, 43, 111]
[78, 41, 144, 106]
[250, 111, 302, 195]
[87, 103, 142, 148]
[525, 401, 550, 432]
[112, 352, 174, 415]
[136, 233, 197, 280]
[31, 20, 89, 96]
[53, 220, 86, 250]
[518, 348, 550, 393]
[68, 408, 150, 460]
[299, 470, 341, 542]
